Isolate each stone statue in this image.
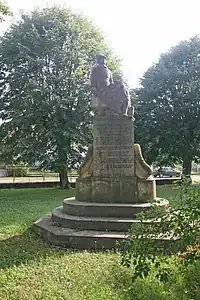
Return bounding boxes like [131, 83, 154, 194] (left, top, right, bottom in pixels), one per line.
[78, 143, 152, 179]
[90, 54, 133, 117]
[90, 54, 113, 102]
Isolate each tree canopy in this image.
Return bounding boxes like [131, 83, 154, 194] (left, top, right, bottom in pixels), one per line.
[0, 1, 12, 22]
[0, 6, 121, 187]
[134, 36, 200, 175]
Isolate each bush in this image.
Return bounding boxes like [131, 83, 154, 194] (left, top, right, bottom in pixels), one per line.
[6, 162, 29, 177]
[122, 258, 200, 300]
[120, 183, 200, 282]
[171, 259, 200, 299]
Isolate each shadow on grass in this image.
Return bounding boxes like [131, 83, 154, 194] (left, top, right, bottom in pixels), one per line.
[0, 228, 67, 269]
[0, 227, 104, 270]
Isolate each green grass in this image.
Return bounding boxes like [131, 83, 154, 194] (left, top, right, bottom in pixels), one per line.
[157, 185, 181, 203]
[0, 186, 199, 300]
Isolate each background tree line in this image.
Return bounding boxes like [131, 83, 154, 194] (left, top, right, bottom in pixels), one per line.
[132, 36, 200, 175]
[0, 4, 200, 187]
[0, 6, 121, 188]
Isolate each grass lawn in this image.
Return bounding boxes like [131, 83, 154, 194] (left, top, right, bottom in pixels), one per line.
[0, 186, 199, 300]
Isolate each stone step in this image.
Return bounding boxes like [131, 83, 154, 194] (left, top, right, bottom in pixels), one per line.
[63, 197, 165, 218]
[34, 213, 176, 250]
[52, 206, 155, 232]
[33, 214, 127, 249]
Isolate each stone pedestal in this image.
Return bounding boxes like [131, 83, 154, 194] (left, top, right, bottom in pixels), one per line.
[34, 115, 166, 249]
[138, 177, 156, 201]
[76, 177, 138, 203]
[76, 115, 156, 203]
[76, 176, 156, 203]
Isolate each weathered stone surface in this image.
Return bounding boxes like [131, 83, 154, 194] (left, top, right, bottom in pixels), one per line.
[134, 144, 152, 179]
[93, 115, 134, 177]
[76, 176, 138, 203]
[137, 177, 156, 202]
[51, 199, 168, 232]
[33, 200, 174, 250]
[76, 178, 91, 202]
[63, 197, 169, 218]
[52, 206, 149, 232]
[33, 214, 128, 250]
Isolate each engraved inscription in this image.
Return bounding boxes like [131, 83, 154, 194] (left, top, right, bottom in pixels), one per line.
[93, 118, 134, 176]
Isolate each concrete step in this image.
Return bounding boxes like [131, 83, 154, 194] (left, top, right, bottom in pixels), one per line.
[63, 197, 166, 218]
[52, 206, 155, 232]
[33, 214, 127, 249]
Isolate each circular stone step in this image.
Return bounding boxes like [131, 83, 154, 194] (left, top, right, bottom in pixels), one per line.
[63, 197, 169, 218]
[52, 207, 161, 232]
[34, 214, 128, 249]
[34, 213, 178, 250]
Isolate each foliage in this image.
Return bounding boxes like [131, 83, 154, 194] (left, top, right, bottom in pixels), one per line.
[120, 183, 200, 282]
[6, 162, 29, 177]
[0, 1, 12, 22]
[133, 36, 200, 174]
[0, 6, 121, 187]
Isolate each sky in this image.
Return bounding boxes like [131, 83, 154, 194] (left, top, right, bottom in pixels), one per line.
[3, 0, 200, 87]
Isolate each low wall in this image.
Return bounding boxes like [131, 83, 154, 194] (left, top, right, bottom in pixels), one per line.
[0, 181, 76, 189]
[0, 178, 180, 189]
[155, 178, 182, 185]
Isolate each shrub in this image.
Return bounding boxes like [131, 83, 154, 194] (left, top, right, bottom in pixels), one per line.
[6, 162, 29, 177]
[120, 183, 200, 282]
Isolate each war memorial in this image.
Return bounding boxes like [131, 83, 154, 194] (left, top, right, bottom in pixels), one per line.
[34, 54, 168, 249]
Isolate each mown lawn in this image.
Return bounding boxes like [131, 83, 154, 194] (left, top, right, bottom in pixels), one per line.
[0, 186, 199, 300]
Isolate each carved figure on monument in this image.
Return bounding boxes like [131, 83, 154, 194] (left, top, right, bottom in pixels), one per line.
[90, 54, 133, 117]
[78, 143, 152, 180]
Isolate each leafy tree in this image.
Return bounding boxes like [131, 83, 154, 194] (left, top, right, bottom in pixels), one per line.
[134, 36, 200, 175]
[0, 1, 12, 22]
[0, 6, 121, 188]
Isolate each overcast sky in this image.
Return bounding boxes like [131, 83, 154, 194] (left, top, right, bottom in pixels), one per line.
[3, 0, 200, 87]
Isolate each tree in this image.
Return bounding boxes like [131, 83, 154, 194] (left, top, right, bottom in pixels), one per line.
[0, 6, 121, 188]
[134, 36, 200, 175]
[0, 1, 12, 22]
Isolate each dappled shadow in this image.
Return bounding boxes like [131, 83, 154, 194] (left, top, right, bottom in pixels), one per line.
[0, 227, 123, 270]
[0, 228, 68, 269]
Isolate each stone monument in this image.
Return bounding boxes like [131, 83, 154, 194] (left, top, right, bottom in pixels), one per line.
[34, 54, 168, 249]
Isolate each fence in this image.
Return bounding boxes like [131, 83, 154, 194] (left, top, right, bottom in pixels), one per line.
[0, 166, 77, 183]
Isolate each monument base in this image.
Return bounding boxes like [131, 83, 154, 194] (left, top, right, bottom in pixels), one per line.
[34, 173, 159, 249]
[33, 197, 169, 249]
[33, 112, 166, 249]
[76, 176, 156, 203]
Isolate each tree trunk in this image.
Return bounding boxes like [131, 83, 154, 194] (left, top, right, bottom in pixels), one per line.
[182, 158, 192, 176]
[182, 158, 192, 184]
[59, 167, 70, 189]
